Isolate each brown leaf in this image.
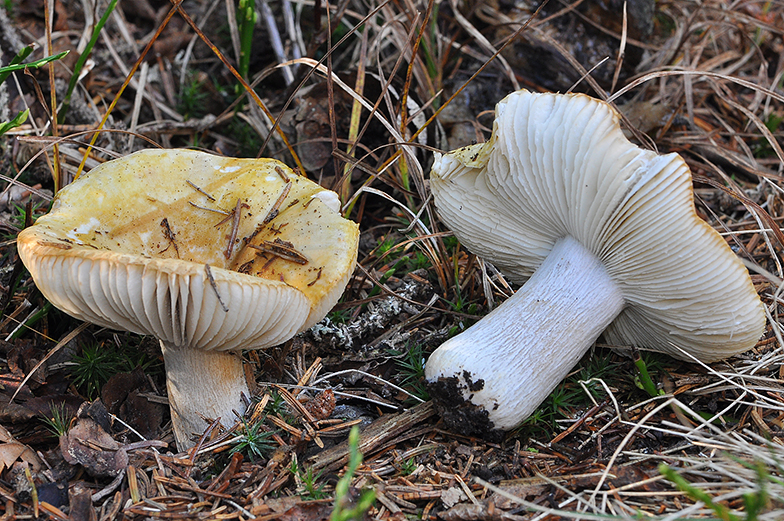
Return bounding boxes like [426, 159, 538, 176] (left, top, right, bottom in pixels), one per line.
[490, 482, 547, 510]
[102, 367, 164, 438]
[607, 465, 665, 492]
[152, 30, 192, 59]
[303, 389, 336, 421]
[59, 417, 128, 478]
[438, 501, 526, 520]
[0, 424, 42, 473]
[68, 484, 97, 521]
[0, 391, 37, 424]
[266, 497, 332, 521]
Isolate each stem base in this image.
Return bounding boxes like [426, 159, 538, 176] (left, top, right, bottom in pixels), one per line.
[161, 343, 250, 450]
[426, 236, 625, 435]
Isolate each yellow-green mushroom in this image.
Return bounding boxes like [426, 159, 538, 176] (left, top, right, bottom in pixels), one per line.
[18, 149, 359, 449]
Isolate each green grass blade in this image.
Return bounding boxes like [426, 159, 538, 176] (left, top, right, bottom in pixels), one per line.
[0, 44, 34, 84]
[0, 108, 29, 137]
[633, 348, 662, 398]
[0, 50, 68, 79]
[237, 0, 257, 79]
[331, 426, 375, 521]
[659, 464, 741, 521]
[8, 301, 52, 341]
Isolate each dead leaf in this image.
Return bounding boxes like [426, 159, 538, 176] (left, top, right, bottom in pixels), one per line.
[59, 417, 128, 478]
[441, 486, 466, 508]
[490, 482, 548, 509]
[0, 424, 42, 473]
[438, 501, 526, 520]
[37, 482, 69, 509]
[266, 497, 332, 521]
[607, 465, 665, 492]
[0, 391, 37, 423]
[68, 484, 97, 521]
[102, 367, 164, 438]
[303, 389, 336, 421]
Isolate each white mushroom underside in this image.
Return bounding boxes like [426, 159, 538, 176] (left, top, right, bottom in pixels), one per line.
[431, 92, 764, 361]
[23, 252, 310, 351]
[425, 235, 624, 430]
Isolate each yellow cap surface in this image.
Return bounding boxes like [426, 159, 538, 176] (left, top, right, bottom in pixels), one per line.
[18, 149, 359, 351]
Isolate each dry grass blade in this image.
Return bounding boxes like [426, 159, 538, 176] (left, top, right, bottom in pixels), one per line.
[694, 174, 784, 249]
[609, 69, 784, 105]
[43, 0, 61, 191]
[75, 0, 183, 179]
[10, 322, 90, 402]
[171, 3, 305, 173]
[339, 28, 369, 203]
[447, 0, 519, 90]
[2, 0, 784, 519]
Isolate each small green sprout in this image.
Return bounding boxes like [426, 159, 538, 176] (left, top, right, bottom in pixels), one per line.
[41, 402, 73, 437]
[331, 426, 375, 521]
[230, 418, 276, 462]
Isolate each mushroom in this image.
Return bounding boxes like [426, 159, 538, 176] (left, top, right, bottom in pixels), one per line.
[17, 149, 359, 449]
[426, 90, 766, 438]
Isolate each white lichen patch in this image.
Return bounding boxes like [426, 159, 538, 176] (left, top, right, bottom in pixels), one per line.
[310, 317, 353, 348]
[308, 273, 433, 351]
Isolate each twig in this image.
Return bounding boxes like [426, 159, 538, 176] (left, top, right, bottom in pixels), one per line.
[159, 218, 179, 258]
[261, 181, 292, 226]
[274, 165, 289, 182]
[205, 264, 229, 312]
[224, 198, 247, 259]
[186, 179, 216, 201]
[249, 239, 308, 265]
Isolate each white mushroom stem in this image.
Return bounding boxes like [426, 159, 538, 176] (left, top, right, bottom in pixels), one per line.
[425, 235, 625, 431]
[160, 342, 250, 450]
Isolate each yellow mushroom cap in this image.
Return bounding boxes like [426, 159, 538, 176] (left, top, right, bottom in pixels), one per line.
[18, 149, 359, 351]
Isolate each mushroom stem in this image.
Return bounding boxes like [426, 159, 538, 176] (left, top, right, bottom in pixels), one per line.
[160, 342, 250, 450]
[425, 235, 625, 435]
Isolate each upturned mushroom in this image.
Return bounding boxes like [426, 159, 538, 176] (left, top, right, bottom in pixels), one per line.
[18, 149, 359, 449]
[426, 90, 765, 438]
